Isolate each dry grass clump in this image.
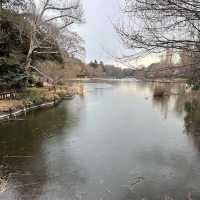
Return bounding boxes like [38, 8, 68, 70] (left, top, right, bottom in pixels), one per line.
[0, 83, 84, 113]
[17, 88, 56, 105]
[0, 100, 24, 112]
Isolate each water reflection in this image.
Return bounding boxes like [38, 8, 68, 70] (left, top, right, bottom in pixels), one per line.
[152, 95, 170, 119]
[0, 99, 85, 199]
[183, 96, 200, 152]
[1, 81, 200, 199]
[149, 82, 200, 153]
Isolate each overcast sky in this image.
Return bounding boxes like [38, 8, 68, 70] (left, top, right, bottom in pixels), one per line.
[76, 0, 160, 68]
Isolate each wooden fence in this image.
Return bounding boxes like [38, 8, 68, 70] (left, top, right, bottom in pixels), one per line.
[0, 91, 16, 100]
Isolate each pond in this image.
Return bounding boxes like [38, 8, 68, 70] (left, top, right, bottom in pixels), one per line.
[0, 80, 200, 200]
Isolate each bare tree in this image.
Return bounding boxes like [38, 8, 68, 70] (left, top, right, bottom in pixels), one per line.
[117, 0, 200, 59]
[59, 30, 85, 59]
[23, 0, 83, 70]
[1, 0, 26, 11]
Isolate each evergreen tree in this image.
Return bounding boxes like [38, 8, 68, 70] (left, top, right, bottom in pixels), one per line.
[0, 0, 9, 9]
[89, 60, 98, 68]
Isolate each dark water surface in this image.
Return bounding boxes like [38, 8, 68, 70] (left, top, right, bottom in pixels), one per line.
[1, 80, 200, 200]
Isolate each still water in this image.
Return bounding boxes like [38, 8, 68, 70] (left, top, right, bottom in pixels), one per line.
[0, 80, 200, 200]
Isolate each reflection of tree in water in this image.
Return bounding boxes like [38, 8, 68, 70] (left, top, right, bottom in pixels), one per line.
[0, 102, 85, 199]
[152, 95, 170, 119]
[135, 81, 148, 91]
[132, 81, 173, 119]
[135, 81, 200, 152]
[151, 83, 187, 119]
[184, 98, 200, 151]
[173, 85, 188, 116]
[174, 92, 186, 116]
[173, 89, 200, 152]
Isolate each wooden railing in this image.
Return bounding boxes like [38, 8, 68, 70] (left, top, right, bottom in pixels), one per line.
[0, 90, 16, 100]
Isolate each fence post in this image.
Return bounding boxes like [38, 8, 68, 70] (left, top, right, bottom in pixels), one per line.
[0, 91, 16, 100]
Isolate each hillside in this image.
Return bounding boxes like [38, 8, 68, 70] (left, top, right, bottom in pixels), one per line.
[0, 10, 134, 90]
[0, 9, 65, 88]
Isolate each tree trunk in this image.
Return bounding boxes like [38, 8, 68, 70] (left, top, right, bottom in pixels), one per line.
[25, 38, 34, 70]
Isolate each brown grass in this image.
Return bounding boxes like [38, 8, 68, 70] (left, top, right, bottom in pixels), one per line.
[0, 84, 84, 113]
[0, 100, 24, 112]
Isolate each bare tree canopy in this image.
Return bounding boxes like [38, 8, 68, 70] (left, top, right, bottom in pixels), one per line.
[0, 0, 26, 11]
[117, 0, 200, 57]
[23, 0, 84, 69]
[59, 30, 85, 59]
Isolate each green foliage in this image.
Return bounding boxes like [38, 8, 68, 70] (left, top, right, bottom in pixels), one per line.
[184, 101, 193, 113]
[0, 9, 61, 90]
[0, 9, 30, 58]
[0, 63, 31, 90]
[57, 80, 65, 86]
[0, 4, 80, 91]
[0, 10, 31, 90]
[184, 100, 200, 136]
[25, 95, 45, 105]
[0, 0, 10, 8]
[89, 60, 98, 68]
[18, 88, 48, 105]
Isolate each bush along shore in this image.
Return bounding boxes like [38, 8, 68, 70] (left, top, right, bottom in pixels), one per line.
[0, 84, 84, 121]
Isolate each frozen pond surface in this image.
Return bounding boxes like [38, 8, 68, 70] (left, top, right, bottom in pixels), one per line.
[0, 80, 200, 200]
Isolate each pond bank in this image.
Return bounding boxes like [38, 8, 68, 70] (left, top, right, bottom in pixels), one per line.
[64, 77, 187, 84]
[0, 83, 84, 122]
[141, 78, 187, 83]
[0, 99, 61, 121]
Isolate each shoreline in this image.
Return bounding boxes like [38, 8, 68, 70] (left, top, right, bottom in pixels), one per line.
[141, 78, 187, 83]
[65, 77, 187, 83]
[0, 78, 186, 122]
[0, 98, 62, 122]
[0, 83, 84, 122]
